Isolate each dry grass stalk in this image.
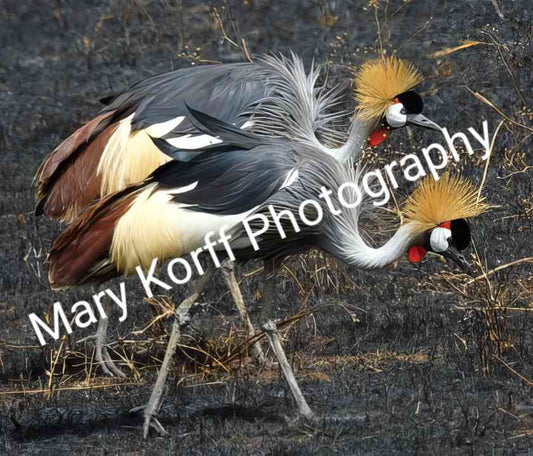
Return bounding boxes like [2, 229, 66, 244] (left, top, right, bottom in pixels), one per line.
[0, 381, 142, 396]
[477, 120, 504, 204]
[466, 87, 533, 132]
[492, 354, 533, 387]
[465, 257, 533, 286]
[428, 41, 488, 59]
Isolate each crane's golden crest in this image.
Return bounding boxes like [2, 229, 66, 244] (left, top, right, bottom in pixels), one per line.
[402, 172, 489, 233]
[354, 56, 424, 121]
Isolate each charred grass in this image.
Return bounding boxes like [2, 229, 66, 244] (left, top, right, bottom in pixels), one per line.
[1, 0, 532, 454]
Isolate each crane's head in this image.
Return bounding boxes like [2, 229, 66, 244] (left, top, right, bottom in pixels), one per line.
[354, 56, 441, 146]
[401, 173, 489, 274]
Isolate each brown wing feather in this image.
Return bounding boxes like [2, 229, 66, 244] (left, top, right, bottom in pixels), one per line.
[34, 111, 116, 222]
[38, 123, 119, 222]
[48, 189, 137, 289]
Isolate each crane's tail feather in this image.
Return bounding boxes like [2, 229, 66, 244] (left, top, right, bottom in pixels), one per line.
[34, 110, 171, 223]
[48, 186, 141, 289]
[34, 111, 115, 191]
[35, 119, 118, 223]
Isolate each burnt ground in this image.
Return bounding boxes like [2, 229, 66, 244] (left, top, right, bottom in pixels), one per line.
[0, 0, 532, 454]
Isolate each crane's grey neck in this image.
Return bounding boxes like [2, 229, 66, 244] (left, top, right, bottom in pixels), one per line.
[328, 117, 375, 164]
[335, 223, 415, 270]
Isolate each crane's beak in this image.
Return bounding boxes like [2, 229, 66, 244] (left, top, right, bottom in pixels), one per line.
[441, 247, 473, 276]
[406, 113, 442, 132]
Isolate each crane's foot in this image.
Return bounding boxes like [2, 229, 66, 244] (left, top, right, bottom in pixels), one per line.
[318, 414, 367, 426]
[249, 335, 266, 366]
[132, 318, 180, 439]
[96, 343, 126, 378]
[78, 319, 126, 378]
[95, 317, 126, 378]
[130, 404, 169, 438]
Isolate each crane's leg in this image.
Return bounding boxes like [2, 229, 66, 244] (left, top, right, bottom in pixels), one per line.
[260, 260, 314, 420]
[78, 300, 125, 378]
[221, 261, 265, 365]
[133, 266, 214, 439]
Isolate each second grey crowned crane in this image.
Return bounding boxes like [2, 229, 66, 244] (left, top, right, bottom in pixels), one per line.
[48, 108, 485, 437]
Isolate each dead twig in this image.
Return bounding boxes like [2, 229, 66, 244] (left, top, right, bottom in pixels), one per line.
[477, 120, 504, 203]
[465, 87, 533, 132]
[454, 306, 533, 312]
[465, 257, 533, 286]
[480, 31, 527, 107]
[428, 41, 489, 59]
[492, 354, 533, 386]
[399, 16, 432, 50]
[497, 166, 533, 180]
[0, 381, 142, 396]
[241, 38, 253, 63]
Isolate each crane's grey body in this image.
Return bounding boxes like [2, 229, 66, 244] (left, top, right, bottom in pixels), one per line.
[144, 108, 403, 272]
[104, 62, 266, 132]
[102, 54, 349, 161]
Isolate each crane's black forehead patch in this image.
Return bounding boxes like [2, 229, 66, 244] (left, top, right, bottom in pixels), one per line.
[451, 218, 471, 250]
[396, 91, 423, 114]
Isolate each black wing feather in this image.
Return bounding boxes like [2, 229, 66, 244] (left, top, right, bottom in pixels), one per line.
[145, 113, 297, 216]
[148, 146, 295, 216]
[185, 104, 263, 150]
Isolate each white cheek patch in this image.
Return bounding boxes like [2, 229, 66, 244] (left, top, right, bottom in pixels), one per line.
[386, 103, 407, 128]
[430, 227, 452, 253]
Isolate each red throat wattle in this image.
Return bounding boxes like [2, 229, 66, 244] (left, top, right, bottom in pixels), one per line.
[408, 245, 427, 263]
[368, 129, 390, 147]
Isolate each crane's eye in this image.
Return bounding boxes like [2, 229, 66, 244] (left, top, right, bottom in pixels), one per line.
[451, 219, 471, 250]
[396, 91, 424, 114]
[385, 103, 407, 128]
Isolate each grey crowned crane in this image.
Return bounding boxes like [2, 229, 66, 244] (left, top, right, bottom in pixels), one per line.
[35, 54, 441, 376]
[34, 54, 440, 224]
[47, 108, 486, 437]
